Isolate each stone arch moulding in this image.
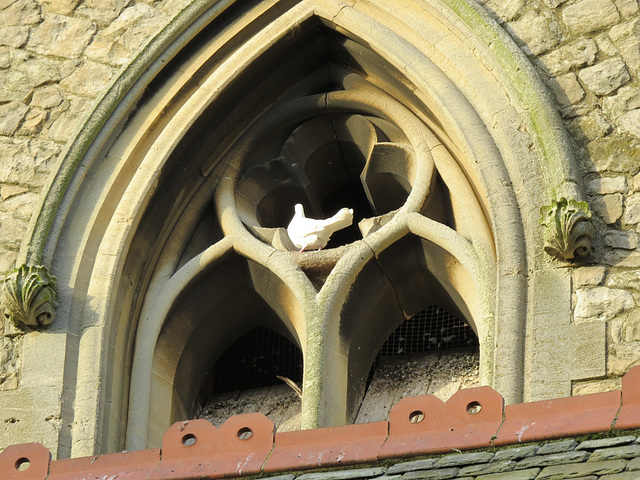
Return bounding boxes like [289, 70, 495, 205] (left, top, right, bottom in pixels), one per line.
[16, 0, 592, 458]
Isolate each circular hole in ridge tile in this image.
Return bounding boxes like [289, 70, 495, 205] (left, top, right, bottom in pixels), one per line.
[409, 410, 425, 424]
[466, 401, 482, 415]
[181, 433, 197, 447]
[237, 427, 254, 440]
[15, 457, 31, 471]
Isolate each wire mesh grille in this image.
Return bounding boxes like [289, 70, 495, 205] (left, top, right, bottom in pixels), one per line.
[211, 326, 303, 394]
[378, 305, 478, 357]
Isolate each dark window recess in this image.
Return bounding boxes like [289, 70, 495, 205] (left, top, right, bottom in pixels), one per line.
[379, 305, 477, 357]
[209, 326, 303, 395]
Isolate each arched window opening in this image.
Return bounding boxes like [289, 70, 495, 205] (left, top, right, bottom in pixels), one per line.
[195, 326, 303, 432]
[356, 305, 479, 424]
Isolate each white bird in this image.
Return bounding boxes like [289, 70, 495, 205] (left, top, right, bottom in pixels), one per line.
[286, 203, 354, 251]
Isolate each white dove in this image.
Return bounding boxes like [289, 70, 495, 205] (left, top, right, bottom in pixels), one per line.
[286, 204, 354, 251]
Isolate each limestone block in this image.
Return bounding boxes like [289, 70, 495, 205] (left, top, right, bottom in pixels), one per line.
[507, 10, 561, 55]
[609, 18, 640, 42]
[619, 109, 640, 139]
[0, 138, 59, 186]
[0, 248, 17, 273]
[85, 3, 168, 66]
[609, 271, 640, 291]
[597, 35, 620, 57]
[603, 85, 640, 119]
[31, 85, 63, 109]
[590, 194, 623, 223]
[538, 39, 598, 76]
[18, 107, 47, 135]
[484, 0, 526, 22]
[574, 266, 607, 286]
[75, 0, 128, 25]
[0, 0, 41, 26]
[624, 193, 640, 224]
[568, 112, 612, 143]
[0, 186, 29, 201]
[27, 13, 96, 59]
[0, 191, 39, 222]
[616, 38, 640, 74]
[604, 230, 639, 249]
[615, 0, 640, 16]
[586, 134, 640, 173]
[546, 73, 585, 107]
[574, 286, 635, 323]
[608, 341, 640, 375]
[602, 249, 640, 267]
[586, 176, 627, 195]
[578, 59, 631, 96]
[572, 377, 621, 396]
[0, 212, 28, 249]
[48, 95, 89, 143]
[634, 172, 640, 191]
[563, 0, 620, 34]
[0, 336, 21, 391]
[0, 47, 7, 69]
[0, 25, 28, 48]
[59, 61, 116, 97]
[41, 0, 81, 15]
[0, 56, 62, 103]
[0, 102, 28, 135]
[542, 0, 567, 7]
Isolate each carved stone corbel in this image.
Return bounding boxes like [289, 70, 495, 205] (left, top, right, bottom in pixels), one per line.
[540, 198, 594, 262]
[1, 264, 57, 330]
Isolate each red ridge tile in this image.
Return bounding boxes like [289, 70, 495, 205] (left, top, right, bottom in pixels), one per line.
[151, 414, 275, 479]
[379, 386, 504, 458]
[495, 390, 621, 445]
[615, 365, 640, 430]
[0, 442, 51, 480]
[264, 421, 388, 472]
[47, 448, 160, 480]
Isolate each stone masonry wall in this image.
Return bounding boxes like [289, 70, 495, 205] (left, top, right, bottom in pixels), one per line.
[0, 0, 640, 396]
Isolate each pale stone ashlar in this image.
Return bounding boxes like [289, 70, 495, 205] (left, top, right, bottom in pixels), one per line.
[1, 264, 57, 330]
[540, 198, 594, 261]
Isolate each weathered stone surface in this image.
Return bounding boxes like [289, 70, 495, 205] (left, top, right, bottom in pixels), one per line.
[298, 468, 386, 480]
[600, 471, 640, 479]
[18, 107, 47, 135]
[609, 341, 640, 374]
[539, 39, 598, 76]
[589, 444, 640, 461]
[563, 0, 620, 34]
[0, 102, 28, 135]
[0, 335, 21, 391]
[609, 270, 640, 290]
[586, 176, 627, 195]
[537, 459, 626, 479]
[27, 13, 96, 58]
[547, 73, 585, 107]
[578, 436, 637, 451]
[41, 0, 81, 15]
[0, 186, 29, 201]
[603, 86, 640, 119]
[0, 25, 29, 47]
[574, 287, 635, 323]
[624, 193, 640, 224]
[578, 59, 631, 96]
[590, 194, 623, 224]
[609, 18, 640, 42]
[574, 266, 607, 286]
[516, 451, 589, 469]
[568, 112, 612, 142]
[616, 38, 640, 73]
[0, 56, 62, 103]
[619, 109, 640, 138]
[58, 61, 116, 97]
[635, 172, 640, 192]
[31, 85, 64, 109]
[586, 135, 640, 173]
[537, 440, 579, 455]
[388, 460, 438, 474]
[0, 211, 29, 249]
[0, 0, 41, 26]
[85, 3, 168, 66]
[507, 10, 561, 55]
[492, 446, 540, 462]
[0, 138, 60, 186]
[602, 249, 640, 267]
[572, 376, 622, 395]
[435, 452, 494, 468]
[629, 456, 640, 469]
[615, 0, 640, 17]
[0, 248, 18, 273]
[605, 230, 639, 249]
[484, 0, 526, 22]
[48, 95, 89, 142]
[75, 0, 128, 25]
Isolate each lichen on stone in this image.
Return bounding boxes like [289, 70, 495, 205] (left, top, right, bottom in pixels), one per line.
[1, 264, 57, 330]
[540, 197, 594, 261]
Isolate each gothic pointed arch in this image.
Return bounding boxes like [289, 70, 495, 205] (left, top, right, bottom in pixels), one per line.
[17, 0, 594, 455]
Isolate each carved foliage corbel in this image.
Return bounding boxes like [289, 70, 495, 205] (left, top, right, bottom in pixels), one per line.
[540, 198, 594, 262]
[1, 264, 57, 330]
